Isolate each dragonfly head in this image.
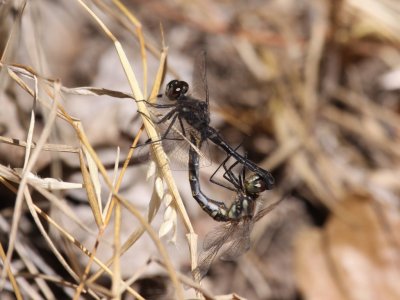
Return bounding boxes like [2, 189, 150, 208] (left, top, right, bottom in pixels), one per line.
[165, 80, 189, 101]
[244, 172, 274, 196]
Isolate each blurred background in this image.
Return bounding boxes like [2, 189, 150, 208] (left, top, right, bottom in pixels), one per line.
[1, 0, 400, 299]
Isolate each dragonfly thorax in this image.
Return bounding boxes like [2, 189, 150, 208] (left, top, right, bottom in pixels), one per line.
[227, 194, 255, 219]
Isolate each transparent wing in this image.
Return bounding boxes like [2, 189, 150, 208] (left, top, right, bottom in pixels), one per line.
[219, 220, 253, 261]
[132, 97, 212, 170]
[253, 197, 283, 222]
[195, 196, 281, 278]
[196, 221, 239, 278]
[190, 51, 209, 106]
[222, 197, 284, 260]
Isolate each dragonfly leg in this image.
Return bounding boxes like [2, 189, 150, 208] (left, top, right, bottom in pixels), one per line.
[136, 109, 178, 134]
[206, 127, 275, 190]
[141, 100, 176, 109]
[222, 159, 241, 188]
[209, 143, 242, 191]
[154, 108, 178, 124]
[158, 111, 180, 140]
[178, 116, 186, 137]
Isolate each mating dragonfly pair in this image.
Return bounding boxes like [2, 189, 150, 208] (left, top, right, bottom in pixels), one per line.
[139, 52, 276, 277]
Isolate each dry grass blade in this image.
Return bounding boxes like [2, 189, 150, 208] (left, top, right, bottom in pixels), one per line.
[0, 82, 60, 289]
[11, 169, 82, 190]
[10, 0, 400, 298]
[111, 0, 149, 97]
[111, 190, 122, 298]
[0, 243, 23, 300]
[0, 136, 79, 153]
[0, 212, 54, 299]
[21, 75, 38, 170]
[35, 208, 142, 298]
[73, 2, 185, 297]
[78, 148, 103, 228]
[0, 1, 206, 299]
[62, 86, 134, 98]
[0, 0, 26, 64]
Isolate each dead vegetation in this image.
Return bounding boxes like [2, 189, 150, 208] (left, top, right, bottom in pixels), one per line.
[0, 0, 400, 299]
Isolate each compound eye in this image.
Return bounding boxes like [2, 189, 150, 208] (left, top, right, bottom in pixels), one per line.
[165, 80, 189, 100]
[245, 174, 267, 195]
[165, 80, 179, 100]
[179, 81, 189, 94]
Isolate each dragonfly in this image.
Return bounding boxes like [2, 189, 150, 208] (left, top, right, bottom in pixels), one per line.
[188, 133, 267, 221]
[188, 137, 281, 278]
[140, 51, 274, 190]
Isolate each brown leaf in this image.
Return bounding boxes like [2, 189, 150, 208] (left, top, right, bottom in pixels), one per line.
[295, 193, 400, 300]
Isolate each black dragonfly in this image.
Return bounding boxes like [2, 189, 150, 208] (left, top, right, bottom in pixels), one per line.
[141, 51, 274, 191]
[188, 139, 281, 278]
